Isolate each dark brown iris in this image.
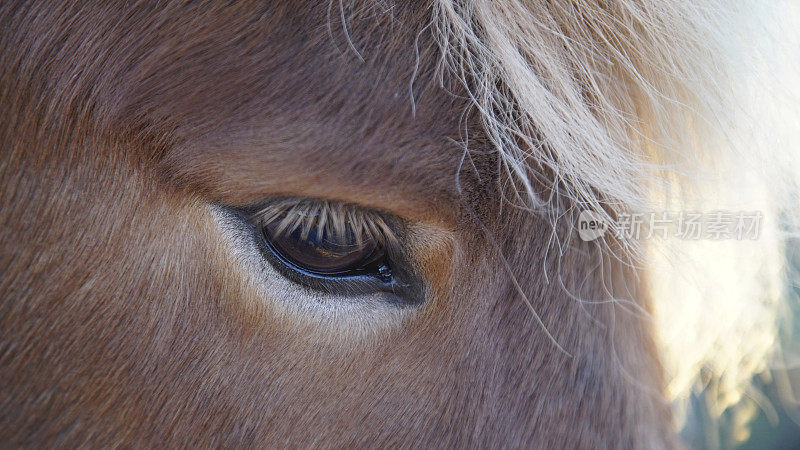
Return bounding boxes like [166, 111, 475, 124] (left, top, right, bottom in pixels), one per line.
[261, 219, 386, 277]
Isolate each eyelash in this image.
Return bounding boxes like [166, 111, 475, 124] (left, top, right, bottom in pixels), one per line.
[235, 198, 424, 307]
[250, 198, 399, 251]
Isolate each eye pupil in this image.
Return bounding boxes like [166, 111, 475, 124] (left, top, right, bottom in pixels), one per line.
[261, 215, 388, 279]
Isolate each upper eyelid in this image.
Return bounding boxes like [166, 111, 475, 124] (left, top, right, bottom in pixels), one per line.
[248, 197, 401, 248]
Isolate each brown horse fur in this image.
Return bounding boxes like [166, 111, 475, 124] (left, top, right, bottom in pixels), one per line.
[1, 1, 798, 447]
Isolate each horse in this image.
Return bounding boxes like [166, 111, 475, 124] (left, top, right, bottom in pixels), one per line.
[2, 1, 798, 447]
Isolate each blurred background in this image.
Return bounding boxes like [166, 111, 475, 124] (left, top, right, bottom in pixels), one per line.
[685, 244, 800, 449]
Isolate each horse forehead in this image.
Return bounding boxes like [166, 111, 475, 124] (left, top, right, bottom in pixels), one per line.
[115, 2, 474, 221]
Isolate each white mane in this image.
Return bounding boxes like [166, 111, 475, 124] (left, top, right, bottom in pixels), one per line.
[432, 0, 800, 437]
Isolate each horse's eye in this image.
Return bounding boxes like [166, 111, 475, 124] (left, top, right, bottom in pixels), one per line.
[236, 197, 422, 301]
[215, 198, 424, 311]
[261, 217, 392, 282]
